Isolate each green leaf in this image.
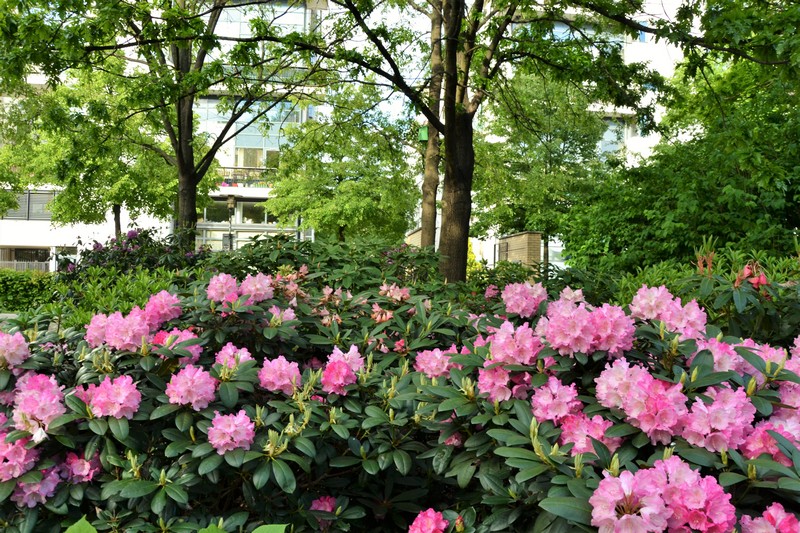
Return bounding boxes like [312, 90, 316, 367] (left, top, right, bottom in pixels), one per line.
[604, 423, 639, 438]
[119, 480, 159, 499]
[64, 516, 96, 533]
[251, 526, 288, 533]
[88, 418, 108, 436]
[516, 463, 550, 482]
[151, 487, 167, 515]
[272, 459, 296, 493]
[538, 497, 592, 526]
[165, 483, 189, 504]
[175, 411, 193, 432]
[718, 472, 748, 486]
[393, 449, 412, 475]
[199, 453, 224, 475]
[150, 403, 181, 420]
[108, 417, 129, 441]
[219, 382, 239, 408]
[0, 479, 15, 502]
[495, 447, 540, 461]
[253, 461, 272, 490]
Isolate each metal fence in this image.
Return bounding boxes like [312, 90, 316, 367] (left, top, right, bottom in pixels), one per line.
[0, 261, 50, 272]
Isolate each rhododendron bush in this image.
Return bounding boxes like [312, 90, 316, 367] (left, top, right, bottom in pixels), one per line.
[0, 266, 799, 532]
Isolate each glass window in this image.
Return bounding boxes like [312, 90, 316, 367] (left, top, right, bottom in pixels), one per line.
[235, 147, 264, 168]
[15, 248, 50, 262]
[3, 192, 28, 219]
[241, 201, 266, 224]
[202, 201, 230, 223]
[29, 192, 54, 220]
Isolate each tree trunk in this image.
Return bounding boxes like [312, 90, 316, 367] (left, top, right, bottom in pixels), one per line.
[112, 204, 122, 239]
[420, 1, 444, 249]
[439, 111, 474, 282]
[542, 233, 549, 277]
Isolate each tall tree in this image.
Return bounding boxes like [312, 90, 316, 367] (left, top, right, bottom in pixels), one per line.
[266, 82, 417, 241]
[0, 66, 208, 237]
[471, 72, 607, 265]
[0, 0, 325, 242]
[561, 59, 800, 271]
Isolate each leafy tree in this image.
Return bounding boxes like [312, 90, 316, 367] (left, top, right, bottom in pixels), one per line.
[471, 72, 607, 265]
[562, 59, 800, 271]
[266, 83, 417, 241]
[0, 0, 325, 241]
[4, 0, 800, 278]
[0, 66, 204, 236]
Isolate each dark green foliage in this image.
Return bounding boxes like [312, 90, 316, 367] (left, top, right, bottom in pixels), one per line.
[0, 270, 53, 313]
[199, 235, 442, 293]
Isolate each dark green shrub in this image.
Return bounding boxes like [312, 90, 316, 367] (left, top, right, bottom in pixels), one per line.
[0, 269, 53, 313]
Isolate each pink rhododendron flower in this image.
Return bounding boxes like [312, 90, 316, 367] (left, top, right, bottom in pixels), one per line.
[477, 364, 512, 403]
[538, 299, 594, 356]
[11, 467, 61, 508]
[501, 281, 547, 318]
[380, 282, 411, 302]
[484, 284, 499, 299]
[85, 313, 108, 348]
[207, 273, 239, 302]
[267, 305, 296, 327]
[488, 321, 542, 366]
[740, 502, 800, 533]
[144, 290, 182, 331]
[595, 359, 688, 444]
[0, 412, 39, 482]
[415, 347, 458, 378]
[741, 420, 798, 467]
[104, 307, 149, 352]
[259, 355, 302, 395]
[310, 495, 337, 529]
[530, 376, 582, 423]
[590, 469, 669, 532]
[83, 375, 142, 419]
[63, 452, 102, 483]
[328, 345, 364, 373]
[208, 410, 255, 454]
[590, 303, 635, 357]
[153, 328, 203, 365]
[0, 332, 29, 368]
[680, 385, 755, 452]
[629, 285, 676, 321]
[166, 365, 217, 410]
[239, 273, 274, 303]
[692, 338, 747, 374]
[409, 508, 449, 533]
[321, 359, 357, 396]
[13, 373, 66, 440]
[371, 303, 393, 323]
[654, 456, 737, 533]
[558, 413, 622, 456]
[215, 342, 253, 368]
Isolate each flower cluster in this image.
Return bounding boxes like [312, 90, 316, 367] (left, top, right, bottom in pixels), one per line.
[629, 285, 707, 339]
[208, 410, 255, 454]
[215, 342, 253, 369]
[414, 345, 460, 379]
[259, 356, 302, 395]
[77, 375, 141, 419]
[740, 502, 800, 532]
[143, 290, 182, 330]
[152, 328, 202, 365]
[530, 376, 581, 424]
[590, 456, 736, 532]
[681, 385, 756, 452]
[12, 373, 65, 441]
[166, 365, 217, 410]
[0, 332, 29, 369]
[596, 359, 688, 444]
[408, 508, 449, 533]
[0, 413, 39, 482]
[501, 281, 547, 318]
[321, 346, 363, 396]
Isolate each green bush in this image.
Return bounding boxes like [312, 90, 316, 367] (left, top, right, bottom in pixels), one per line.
[0, 269, 53, 313]
[0, 250, 798, 531]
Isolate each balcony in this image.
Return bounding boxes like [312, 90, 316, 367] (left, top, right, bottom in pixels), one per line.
[217, 167, 274, 188]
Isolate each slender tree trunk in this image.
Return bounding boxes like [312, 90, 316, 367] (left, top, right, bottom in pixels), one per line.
[542, 233, 549, 276]
[439, 111, 474, 282]
[420, 1, 443, 248]
[112, 204, 122, 239]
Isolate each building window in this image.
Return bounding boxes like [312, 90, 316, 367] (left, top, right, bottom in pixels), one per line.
[235, 147, 264, 168]
[15, 248, 50, 262]
[200, 201, 230, 223]
[241, 201, 278, 224]
[2, 190, 54, 220]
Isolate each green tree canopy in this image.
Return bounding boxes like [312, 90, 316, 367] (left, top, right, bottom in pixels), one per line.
[266, 83, 417, 241]
[562, 59, 800, 271]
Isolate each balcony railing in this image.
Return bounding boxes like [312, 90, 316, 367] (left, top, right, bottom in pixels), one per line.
[217, 167, 275, 188]
[0, 261, 50, 272]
